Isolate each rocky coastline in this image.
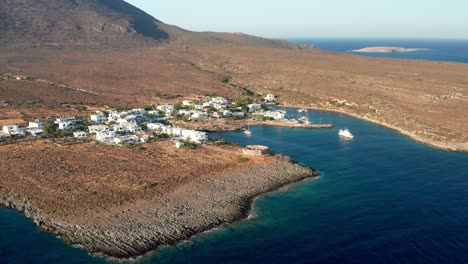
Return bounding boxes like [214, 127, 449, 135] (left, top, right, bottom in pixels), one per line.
[286, 104, 468, 153]
[0, 154, 318, 258]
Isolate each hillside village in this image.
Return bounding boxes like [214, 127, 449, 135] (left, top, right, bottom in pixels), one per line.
[0, 94, 284, 148]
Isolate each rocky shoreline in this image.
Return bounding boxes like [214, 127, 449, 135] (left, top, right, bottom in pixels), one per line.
[0, 154, 318, 258]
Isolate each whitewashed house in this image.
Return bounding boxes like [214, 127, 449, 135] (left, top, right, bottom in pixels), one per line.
[0, 132, 9, 138]
[96, 131, 116, 142]
[194, 104, 204, 110]
[202, 102, 214, 109]
[55, 117, 76, 124]
[130, 108, 146, 115]
[113, 135, 139, 145]
[264, 110, 286, 120]
[212, 97, 229, 105]
[181, 130, 207, 143]
[264, 94, 276, 102]
[73, 131, 88, 138]
[212, 103, 225, 110]
[58, 121, 75, 130]
[3, 125, 25, 136]
[157, 105, 174, 117]
[248, 103, 262, 112]
[111, 124, 127, 133]
[28, 120, 44, 129]
[88, 125, 110, 134]
[125, 123, 142, 133]
[107, 111, 126, 122]
[90, 112, 107, 123]
[191, 111, 207, 121]
[147, 110, 160, 117]
[27, 120, 44, 136]
[223, 110, 233, 116]
[147, 123, 165, 131]
[182, 100, 194, 106]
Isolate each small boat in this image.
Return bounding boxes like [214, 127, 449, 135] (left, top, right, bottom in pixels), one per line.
[338, 129, 354, 139]
[298, 109, 308, 113]
[298, 116, 311, 125]
[244, 126, 252, 135]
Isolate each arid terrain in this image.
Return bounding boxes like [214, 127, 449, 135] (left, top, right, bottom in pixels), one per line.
[0, 0, 467, 258]
[0, 140, 316, 257]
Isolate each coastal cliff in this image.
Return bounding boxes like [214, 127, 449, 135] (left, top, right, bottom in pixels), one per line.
[0, 141, 317, 258]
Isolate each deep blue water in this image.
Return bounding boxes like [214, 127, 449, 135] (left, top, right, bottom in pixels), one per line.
[288, 38, 468, 63]
[1, 108, 467, 264]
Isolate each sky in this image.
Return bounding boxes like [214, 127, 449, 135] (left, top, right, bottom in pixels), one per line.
[125, 0, 468, 39]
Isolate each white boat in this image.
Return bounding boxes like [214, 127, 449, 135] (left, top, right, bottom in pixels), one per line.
[244, 126, 252, 135]
[298, 109, 308, 113]
[298, 116, 311, 125]
[338, 129, 354, 139]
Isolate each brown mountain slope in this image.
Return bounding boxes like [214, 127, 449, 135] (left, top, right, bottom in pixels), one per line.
[0, 0, 171, 48]
[0, 0, 308, 50]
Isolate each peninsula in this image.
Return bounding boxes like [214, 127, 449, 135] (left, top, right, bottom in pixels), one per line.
[0, 140, 317, 258]
[352, 47, 431, 53]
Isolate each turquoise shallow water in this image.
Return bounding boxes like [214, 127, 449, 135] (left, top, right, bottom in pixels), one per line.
[1, 108, 468, 264]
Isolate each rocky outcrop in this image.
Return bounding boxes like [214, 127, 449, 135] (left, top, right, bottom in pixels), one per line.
[0, 155, 318, 258]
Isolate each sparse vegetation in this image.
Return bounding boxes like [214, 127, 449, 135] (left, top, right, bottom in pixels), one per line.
[237, 157, 250, 163]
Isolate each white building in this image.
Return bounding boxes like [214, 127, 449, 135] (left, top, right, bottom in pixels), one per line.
[147, 110, 160, 117]
[3, 125, 25, 136]
[191, 111, 207, 121]
[55, 117, 76, 124]
[28, 128, 43, 136]
[58, 121, 75, 130]
[125, 123, 142, 133]
[211, 103, 225, 110]
[111, 124, 127, 133]
[96, 131, 116, 142]
[248, 103, 262, 112]
[0, 132, 9, 138]
[88, 125, 110, 134]
[202, 102, 214, 109]
[28, 120, 44, 129]
[147, 123, 165, 131]
[113, 135, 139, 145]
[223, 110, 232, 116]
[212, 96, 229, 105]
[264, 110, 286, 120]
[90, 112, 107, 123]
[157, 105, 174, 117]
[182, 100, 194, 106]
[194, 104, 204, 110]
[264, 94, 276, 102]
[27, 121, 44, 136]
[73, 131, 88, 138]
[181, 129, 208, 143]
[130, 108, 146, 115]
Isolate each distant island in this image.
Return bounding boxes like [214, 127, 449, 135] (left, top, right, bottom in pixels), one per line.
[351, 47, 431, 53]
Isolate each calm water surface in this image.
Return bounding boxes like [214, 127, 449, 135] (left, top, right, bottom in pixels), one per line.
[1, 108, 467, 264]
[288, 38, 468, 63]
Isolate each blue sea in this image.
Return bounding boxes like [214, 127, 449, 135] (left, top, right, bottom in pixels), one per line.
[1, 40, 468, 264]
[289, 38, 468, 63]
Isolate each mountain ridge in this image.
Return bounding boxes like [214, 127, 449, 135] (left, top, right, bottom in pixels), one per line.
[0, 0, 309, 50]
